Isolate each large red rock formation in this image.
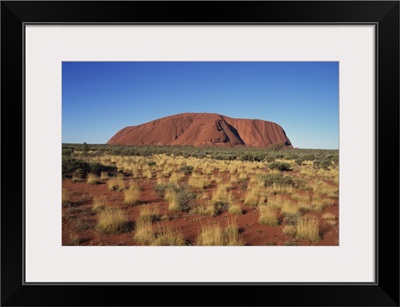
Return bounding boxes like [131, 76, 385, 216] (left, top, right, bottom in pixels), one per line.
[107, 113, 292, 148]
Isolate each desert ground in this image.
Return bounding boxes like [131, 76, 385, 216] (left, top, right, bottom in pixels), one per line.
[62, 144, 339, 246]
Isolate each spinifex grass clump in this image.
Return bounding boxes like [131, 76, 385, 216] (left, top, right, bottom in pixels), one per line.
[124, 182, 141, 205]
[190, 201, 217, 216]
[96, 207, 129, 234]
[62, 189, 70, 206]
[151, 225, 186, 246]
[197, 223, 244, 246]
[100, 171, 109, 180]
[87, 173, 101, 185]
[258, 206, 278, 226]
[228, 198, 243, 215]
[223, 222, 244, 246]
[188, 173, 212, 190]
[322, 212, 337, 225]
[138, 205, 160, 222]
[243, 187, 260, 207]
[280, 201, 299, 217]
[211, 185, 231, 206]
[134, 217, 155, 245]
[107, 175, 125, 191]
[296, 215, 320, 242]
[92, 195, 107, 212]
[282, 225, 296, 236]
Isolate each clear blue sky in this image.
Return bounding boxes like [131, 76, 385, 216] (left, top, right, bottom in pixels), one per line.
[62, 62, 338, 149]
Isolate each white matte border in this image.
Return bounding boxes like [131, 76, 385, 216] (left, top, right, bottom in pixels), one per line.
[25, 25, 375, 283]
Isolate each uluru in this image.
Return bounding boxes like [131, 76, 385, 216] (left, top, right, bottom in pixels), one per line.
[107, 113, 292, 148]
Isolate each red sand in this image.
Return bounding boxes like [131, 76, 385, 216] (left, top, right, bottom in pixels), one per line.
[62, 174, 338, 246]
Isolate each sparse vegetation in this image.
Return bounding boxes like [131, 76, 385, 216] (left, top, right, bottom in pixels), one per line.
[62, 189, 70, 206]
[258, 206, 278, 226]
[197, 223, 244, 246]
[151, 225, 186, 246]
[87, 173, 101, 185]
[269, 161, 292, 171]
[134, 217, 155, 245]
[63, 144, 338, 246]
[92, 195, 107, 212]
[124, 184, 141, 205]
[107, 176, 125, 191]
[96, 207, 129, 234]
[168, 190, 197, 212]
[296, 215, 320, 242]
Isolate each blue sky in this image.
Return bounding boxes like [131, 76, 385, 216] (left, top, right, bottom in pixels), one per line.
[62, 62, 338, 149]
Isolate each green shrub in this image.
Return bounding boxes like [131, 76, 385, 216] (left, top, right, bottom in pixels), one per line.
[62, 157, 117, 178]
[62, 148, 73, 156]
[175, 190, 197, 212]
[260, 173, 295, 187]
[179, 165, 194, 175]
[154, 183, 181, 198]
[269, 161, 292, 171]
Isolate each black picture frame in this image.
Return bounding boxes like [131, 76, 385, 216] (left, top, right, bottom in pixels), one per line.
[1, 1, 399, 306]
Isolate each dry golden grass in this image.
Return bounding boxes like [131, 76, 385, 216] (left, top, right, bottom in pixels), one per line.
[267, 194, 285, 210]
[124, 188, 141, 205]
[228, 198, 243, 215]
[211, 185, 231, 205]
[96, 207, 129, 234]
[169, 172, 184, 185]
[197, 224, 224, 246]
[87, 173, 101, 185]
[296, 215, 320, 242]
[244, 187, 260, 206]
[66, 232, 81, 245]
[92, 195, 107, 212]
[197, 223, 244, 246]
[138, 205, 160, 222]
[322, 212, 337, 225]
[258, 206, 278, 226]
[100, 171, 109, 180]
[280, 201, 299, 216]
[313, 181, 338, 197]
[128, 181, 141, 192]
[224, 222, 244, 246]
[62, 189, 70, 206]
[134, 217, 155, 245]
[71, 172, 82, 182]
[310, 197, 327, 212]
[144, 168, 153, 179]
[151, 225, 186, 246]
[265, 183, 293, 195]
[188, 174, 211, 190]
[282, 225, 296, 236]
[164, 187, 176, 201]
[191, 201, 217, 216]
[299, 167, 316, 177]
[107, 176, 125, 191]
[167, 190, 180, 212]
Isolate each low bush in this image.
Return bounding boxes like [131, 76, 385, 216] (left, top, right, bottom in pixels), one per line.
[260, 173, 295, 187]
[269, 161, 292, 171]
[96, 208, 129, 234]
[258, 206, 278, 226]
[179, 165, 194, 175]
[169, 190, 197, 212]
